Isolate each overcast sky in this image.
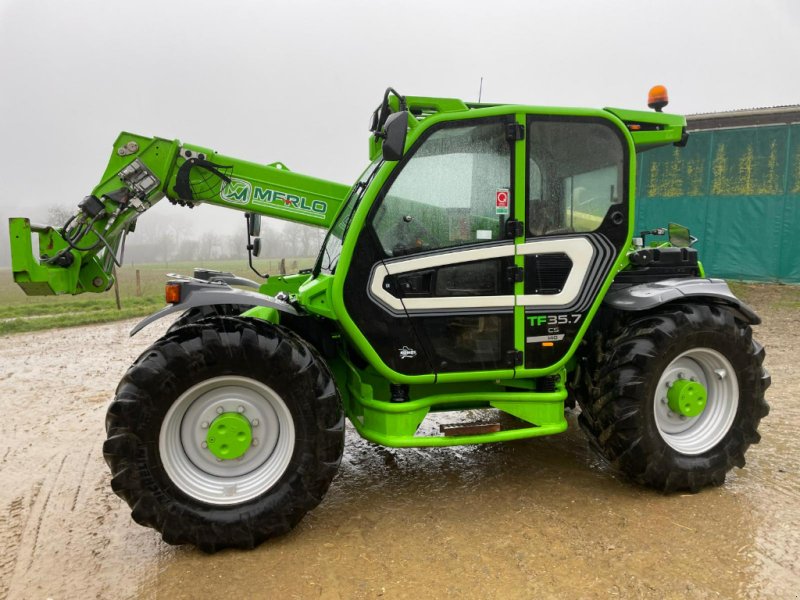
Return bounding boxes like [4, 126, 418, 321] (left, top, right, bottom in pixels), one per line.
[1, 0, 799, 265]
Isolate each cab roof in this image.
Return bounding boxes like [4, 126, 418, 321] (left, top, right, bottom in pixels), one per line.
[390, 94, 687, 152]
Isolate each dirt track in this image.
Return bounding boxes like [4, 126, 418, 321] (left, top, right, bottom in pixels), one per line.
[1, 293, 798, 599]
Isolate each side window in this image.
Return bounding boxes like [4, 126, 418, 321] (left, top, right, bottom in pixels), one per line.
[527, 119, 624, 237]
[372, 120, 511, 256]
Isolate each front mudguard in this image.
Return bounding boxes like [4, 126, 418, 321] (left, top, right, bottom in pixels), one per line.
[603, 278, 761, 324]
[130, 277, 298, 336]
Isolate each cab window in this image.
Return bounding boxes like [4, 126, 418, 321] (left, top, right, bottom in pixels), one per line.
[527, 119, 624, 236]
[372, 120, 512, 256]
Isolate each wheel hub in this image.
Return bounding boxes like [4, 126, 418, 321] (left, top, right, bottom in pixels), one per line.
[653, 348, 739, 455]
[667, 379, 707, 418]
[206, 413, 253, 460]
[160, 376, 295, 505]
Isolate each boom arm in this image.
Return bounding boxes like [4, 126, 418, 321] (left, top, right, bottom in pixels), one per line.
[9, 132, 350, 295]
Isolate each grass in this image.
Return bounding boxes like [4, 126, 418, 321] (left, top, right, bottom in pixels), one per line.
[0, 302, 165, 335]
[0, 257, 315, 336]
[727, 281, 800, 311]
[0, 295, 163, 319]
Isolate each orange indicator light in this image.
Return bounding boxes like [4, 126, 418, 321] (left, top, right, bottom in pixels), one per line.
[165, 283, 182, 304]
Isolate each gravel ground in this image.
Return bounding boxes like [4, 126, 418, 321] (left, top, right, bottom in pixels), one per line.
[0, 289, 797, 599]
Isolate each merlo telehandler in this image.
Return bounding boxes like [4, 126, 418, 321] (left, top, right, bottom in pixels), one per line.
[8, 86, 770, 551]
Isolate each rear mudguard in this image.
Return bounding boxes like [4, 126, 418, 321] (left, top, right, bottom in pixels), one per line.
[130, 277, 298, 336]
[603, 278, 761, 324]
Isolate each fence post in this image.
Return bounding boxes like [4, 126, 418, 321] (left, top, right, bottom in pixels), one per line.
[135, 269, 142, 297]
[112, 266, 122, 310]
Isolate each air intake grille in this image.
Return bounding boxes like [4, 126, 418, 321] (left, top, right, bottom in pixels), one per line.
[524, 253, 572, 295]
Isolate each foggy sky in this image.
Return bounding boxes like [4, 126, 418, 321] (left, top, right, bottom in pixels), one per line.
[1, 0, 799, 265]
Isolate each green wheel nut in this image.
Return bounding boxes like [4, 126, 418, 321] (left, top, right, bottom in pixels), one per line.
[667, 379, 708, 418]
[206, 412, 253, 460]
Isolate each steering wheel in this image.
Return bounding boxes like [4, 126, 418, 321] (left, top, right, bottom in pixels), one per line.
[391, 215, 433, 255]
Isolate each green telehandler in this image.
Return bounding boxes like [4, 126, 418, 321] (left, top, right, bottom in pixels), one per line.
[8, 86, 770, 551]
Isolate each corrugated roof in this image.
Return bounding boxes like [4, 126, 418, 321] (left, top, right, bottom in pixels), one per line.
[688, 105, 800, 117]
[686, 105, 800, 130]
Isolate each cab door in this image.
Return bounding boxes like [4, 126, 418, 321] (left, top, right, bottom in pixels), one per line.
[520, 115, 630, 370]
[342, 116, 519, 378]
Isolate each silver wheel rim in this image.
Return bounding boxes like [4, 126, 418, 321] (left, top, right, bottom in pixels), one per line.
[653, 347, 739, 455]
[159, 376, 295, 505]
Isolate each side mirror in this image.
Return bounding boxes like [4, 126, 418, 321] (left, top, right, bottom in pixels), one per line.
[245, 212, 268, 278]
[381, 111, 408, 161]
[247, 213, 261, 237]
[668, 222, 691, 248]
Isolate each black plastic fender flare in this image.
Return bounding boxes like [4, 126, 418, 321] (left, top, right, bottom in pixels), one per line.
[603, 277, 761, 324]
[129, 277, 298, 336]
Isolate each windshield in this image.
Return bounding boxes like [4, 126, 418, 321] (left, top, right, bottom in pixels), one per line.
[314, 157, 383, 275]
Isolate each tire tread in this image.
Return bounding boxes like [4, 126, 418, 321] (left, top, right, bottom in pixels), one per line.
[104, 317, 344, 551]
[576, 303, 770, 492]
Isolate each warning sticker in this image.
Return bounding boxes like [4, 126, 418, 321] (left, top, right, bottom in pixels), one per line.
[496, 189, 510, 215]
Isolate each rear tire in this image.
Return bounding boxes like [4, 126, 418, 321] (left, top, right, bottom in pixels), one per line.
[576, 303, 770, 492]
[103, 317, 344, 552]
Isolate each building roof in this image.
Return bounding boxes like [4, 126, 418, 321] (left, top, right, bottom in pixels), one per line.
[687, 105, 800, 130]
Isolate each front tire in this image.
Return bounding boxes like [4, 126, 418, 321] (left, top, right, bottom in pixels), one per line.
[103, 317, 344, 552]
[166, 303, 253, 334]
[577, 303, 770, 492]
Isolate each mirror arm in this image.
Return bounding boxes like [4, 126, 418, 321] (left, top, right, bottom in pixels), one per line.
[384, 87, 407, 111]
[246, 239, 269, 280]
[376, 87, 407, 132]
[639, 227, 666, 247]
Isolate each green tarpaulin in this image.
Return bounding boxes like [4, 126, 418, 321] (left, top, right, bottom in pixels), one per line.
[635, 124, 800, 283]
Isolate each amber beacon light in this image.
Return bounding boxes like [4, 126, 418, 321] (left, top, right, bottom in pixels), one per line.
[648, 85, 669, 112]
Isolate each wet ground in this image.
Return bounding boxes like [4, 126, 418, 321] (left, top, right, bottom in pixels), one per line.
[1, 289, 798, 599]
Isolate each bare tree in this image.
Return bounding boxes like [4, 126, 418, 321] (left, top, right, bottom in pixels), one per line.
[198, 231, 222, 261]
[177, 239, 200, 260]
[222, 232, 245, 259]
[47, 204, 74, 227]
[280, 222, 325, 257]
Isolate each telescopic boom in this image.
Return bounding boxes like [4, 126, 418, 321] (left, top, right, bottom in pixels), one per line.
[8, 132, 350, 295]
